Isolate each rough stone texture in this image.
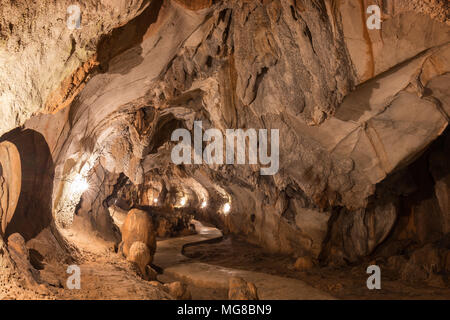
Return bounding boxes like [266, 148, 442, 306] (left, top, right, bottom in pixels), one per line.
[429, 134, 450, 235]
[0, 0, 448, 284]
[0, 234, 27, 299]
[148, 280, 192, 300]
[70, 164, 121, 243]
[164, 281, 192, 300]
[0, 129, 55, 241]
[120, 209, 156, 259]
[228, 276, 259, 300]
[145, 265, 158, 281]
[399, 244, 447, 283]
[127, 241, 152, 276]
[0, 141, 21, 235]
[324, 198, 397, 264]
[340, 0, 449, 83]
[0, 0, 152, 136]
[294, 256, 314, 271]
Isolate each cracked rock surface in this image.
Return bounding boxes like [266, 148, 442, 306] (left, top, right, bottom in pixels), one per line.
[0, 0, 449, 298]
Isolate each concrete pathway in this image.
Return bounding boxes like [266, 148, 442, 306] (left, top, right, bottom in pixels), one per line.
[153, 220, 335, 300]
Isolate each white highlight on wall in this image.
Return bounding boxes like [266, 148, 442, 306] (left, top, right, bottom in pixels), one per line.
[222, 202, 231, 215]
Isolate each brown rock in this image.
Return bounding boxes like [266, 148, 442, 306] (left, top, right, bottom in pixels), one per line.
[173, 0, 213, 11]
[121, 209, 156, 259]
[7, 233, 43, 291]
[156, 216, 172, 238]
[154, 211, 195, 238]
[387, 255, 408, 272]
[294, 257, 314, 271]
[127, 241, 151, 276]
[7, 233, 29, 259]
[429, 149, 450, 234]
[148, 281, 165, 291]
[145, 265, 158, 281]
[325, 199, 397, 263]
[400, 261, 429, 282]
[400, 245, 444, 282]
[328, 283, 344, 292]
[427, 274, 447, 288]
[0, 141, 22, 235]
[164, 281, 191, 300]
[1, 0, 449, 274]
[228, 277, 259, 300]
[409, 245, 441, 275]
[444, 251, 450, 273]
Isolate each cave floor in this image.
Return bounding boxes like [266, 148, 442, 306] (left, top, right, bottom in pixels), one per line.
[154, 220, 335, 300]
[32, 229, 171, 300]
[182, 236, 450, 300]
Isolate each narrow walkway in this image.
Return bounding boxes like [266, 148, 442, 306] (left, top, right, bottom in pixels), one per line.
[153, 220, 335, 300]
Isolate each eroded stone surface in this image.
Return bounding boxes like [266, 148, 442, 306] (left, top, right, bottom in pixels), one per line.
[121, 209, 156, 259]
[0, 0, 449, 297]
[16, 0, 449, 260]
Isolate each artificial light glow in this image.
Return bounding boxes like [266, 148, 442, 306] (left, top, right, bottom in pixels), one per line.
[201, 200, 207, 208]
[153, 198, 158, 204]
[223, 202, 231, 214]
[71, 174, 89, 194]
[180, 197, 187, 207]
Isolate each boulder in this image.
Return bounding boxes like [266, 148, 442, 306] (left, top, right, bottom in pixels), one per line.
[127, 241, 151, 276]
[228, 277, 259, 300]
[325, 199, 397, 264]
[294, 257, 314, 271]
[408, 245, 441, 275]
[121, 209, 156, 258]
[7, 233, 45, 292]
[0, 141, 21, 235]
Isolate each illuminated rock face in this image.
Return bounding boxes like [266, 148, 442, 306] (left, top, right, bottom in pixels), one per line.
[0, 141, 21, 235]
[121, 209, 157, 259]
[0, 0, 449, 271]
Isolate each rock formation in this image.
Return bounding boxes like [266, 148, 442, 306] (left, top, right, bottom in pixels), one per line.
[228, 277, 259, 300]
[120, 208, 157, 259]
[0, 0, 448, 299]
